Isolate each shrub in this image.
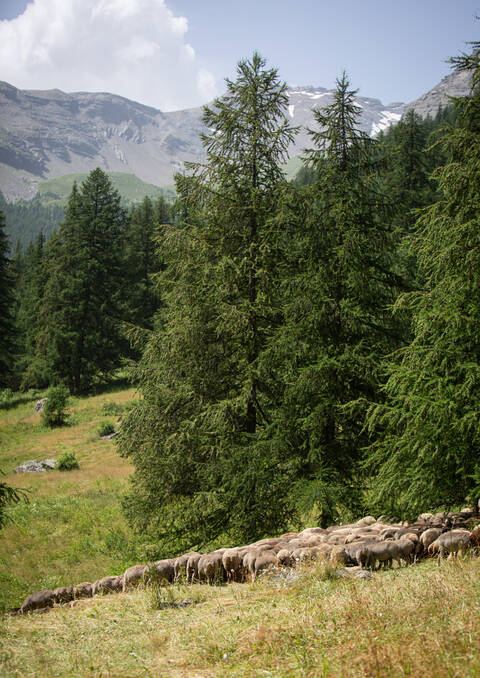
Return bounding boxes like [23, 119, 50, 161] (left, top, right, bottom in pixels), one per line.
[56, 451, 79, 471]
[41, 385, 70, 427]
[98, 421, 116, 437]
[101, 402, 123, 416]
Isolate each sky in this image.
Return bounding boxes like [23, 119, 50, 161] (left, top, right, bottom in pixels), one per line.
[0, 0, 478, 111]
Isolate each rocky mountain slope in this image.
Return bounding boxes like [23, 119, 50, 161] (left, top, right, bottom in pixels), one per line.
[0, 65, 472, 202]
[404, 67, 472, 117]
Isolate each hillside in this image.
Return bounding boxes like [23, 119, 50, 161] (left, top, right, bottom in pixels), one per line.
[0, 80, 407, 203]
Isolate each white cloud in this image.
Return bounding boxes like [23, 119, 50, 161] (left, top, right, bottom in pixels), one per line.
[0, 0, 217, 111]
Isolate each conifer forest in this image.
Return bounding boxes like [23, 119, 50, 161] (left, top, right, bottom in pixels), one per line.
[1, 46, 479, 550]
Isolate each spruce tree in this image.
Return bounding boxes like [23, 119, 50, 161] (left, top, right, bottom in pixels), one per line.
[269, 73, 402, 525]
[124, 195, 164, 330]
[365, 47, 480, 515]
[0, 210, 15, 387]
[36, 170, 127, 392]
[119, 53, 297, 548]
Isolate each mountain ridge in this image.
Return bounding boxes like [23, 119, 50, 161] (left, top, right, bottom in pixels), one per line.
[0, 65, 472, 203]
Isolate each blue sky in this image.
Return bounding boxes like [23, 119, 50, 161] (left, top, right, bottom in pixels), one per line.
[0, 0, 478, 109]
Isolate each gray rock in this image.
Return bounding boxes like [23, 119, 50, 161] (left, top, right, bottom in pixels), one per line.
[33, 398, 47, 413]
[14, 458, 56, 473]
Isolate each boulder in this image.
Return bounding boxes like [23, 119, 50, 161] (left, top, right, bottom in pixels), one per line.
[14, 458, 57, 473]
[33, 398, 47, 413]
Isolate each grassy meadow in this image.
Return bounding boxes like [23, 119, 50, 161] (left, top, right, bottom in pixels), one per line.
[0, 385, 142, 613]
[2, 388, 480, 677]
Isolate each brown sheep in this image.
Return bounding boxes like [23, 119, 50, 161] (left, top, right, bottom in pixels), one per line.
[122, 565, 147, 592]
[93, 575, 124, 595]
[53, 586, 75, 604]
[20, 589, 55, 614]
[186, 552, 202, 583]
[330, 546, 350, 566]
[222, 548, 248, 582]
[73, 582, 93, 598]
[174, 552, 199, 582]
[253, 551, 279, 582]
[144, 559, 175, 585]
[198, 550, 226, 585]
[276, 548, 294, 566]
[428, 530, 470, 562]
[365, 542, 402, 570]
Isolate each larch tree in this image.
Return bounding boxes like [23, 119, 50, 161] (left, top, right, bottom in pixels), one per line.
[268, 73, 403, 525]
[365, 47, 480, 516]
[118, 52, 297, 549]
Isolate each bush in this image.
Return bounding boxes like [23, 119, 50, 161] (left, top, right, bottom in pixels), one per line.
[41, 385, 70, 427]
[56, 451, 79, 471]
[98, 421, 116, 437]
[101, 402, 124, 416]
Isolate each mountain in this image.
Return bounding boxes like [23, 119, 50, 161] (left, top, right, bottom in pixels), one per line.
[0, 65, 473, 204]
[0, 80, 405, 202]
[404, 67, 472, 117]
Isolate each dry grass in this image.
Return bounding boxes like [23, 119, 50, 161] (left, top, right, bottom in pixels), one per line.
[2, 558, 480, 677]
[0, 387, 139, 612]
[2, 390, 480, 676]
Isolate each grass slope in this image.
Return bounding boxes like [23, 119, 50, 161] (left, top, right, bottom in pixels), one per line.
[0, 386, 144, 613]
[38, 172, 176, 206]
[2, 390, 480, 676]
[2, 559, 480, 677]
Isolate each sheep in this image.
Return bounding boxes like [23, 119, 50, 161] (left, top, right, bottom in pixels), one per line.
[276, 548, 294, 567]
[122, 565, 147, 592]
[174, 552, 199, 582]
[365, 541, 402, 570]
[355, 516, 377, 527]
[93, 575, 124, 595]
[396, 538, 415, 565]
[198, 550, 226, 585]
[428, 530, 470, 562]
[253, 551, 279, 582]
[186, 552, 202, 583]
[73, 582, 93, 598]
[53, 586, 75, 603]
[144, 559, 175, 585]
[222, 548, 248, 582]
[419, 527, 443, 552]
[20, 589, 55, 614]
[330, 546, 350, 566]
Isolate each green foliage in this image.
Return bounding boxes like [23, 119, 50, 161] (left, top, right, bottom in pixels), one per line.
[119, 52, 298, 547]
[34, 169, 128, 393]
[101, 401, 124, 416]
[0, 209, 15, 387]
[0, 472, 27, 529]
[98, 420, 116, 437]
[266, 72, 404, 525]
[56, 450, 80, 471]
[41, 384, 70, 427]
[365, 45, 480, 515]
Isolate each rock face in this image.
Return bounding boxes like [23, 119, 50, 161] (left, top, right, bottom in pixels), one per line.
[0, 81, 207, 200]
[405, 67, 472, 118]
[0, 81, 406, 201]
[14, 458, 56, 473]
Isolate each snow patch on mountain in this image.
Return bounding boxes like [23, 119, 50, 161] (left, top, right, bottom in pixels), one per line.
[370, 111, 402, 136]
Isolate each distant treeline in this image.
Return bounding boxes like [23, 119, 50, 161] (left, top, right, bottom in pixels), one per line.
[0, 47, 477, 548]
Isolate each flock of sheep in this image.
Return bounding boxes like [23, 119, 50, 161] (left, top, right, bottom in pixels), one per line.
[14, 508, 480, 615]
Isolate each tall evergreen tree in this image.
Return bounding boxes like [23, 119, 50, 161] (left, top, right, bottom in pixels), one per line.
[0, 210, 15, 387]
[35, 169, 127, 392]
[124, 195, 165, 330]
[119, 53, 297, 548]
[365, 47, 480, 515]
[268, 73, 403, 525]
